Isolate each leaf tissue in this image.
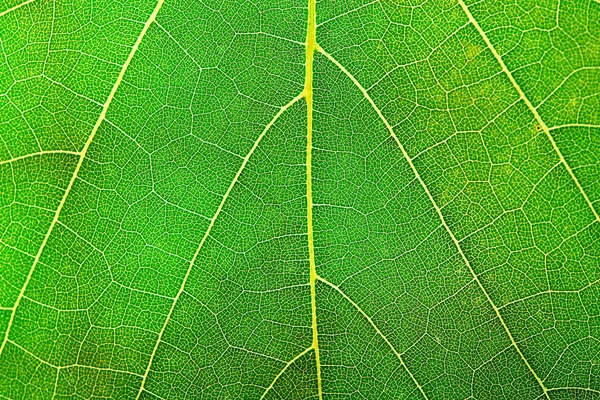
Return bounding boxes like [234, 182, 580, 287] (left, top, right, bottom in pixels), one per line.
[0, 0, 599, 398]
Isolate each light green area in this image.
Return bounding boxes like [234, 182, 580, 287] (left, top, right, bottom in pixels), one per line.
[0, 0, 598, 398]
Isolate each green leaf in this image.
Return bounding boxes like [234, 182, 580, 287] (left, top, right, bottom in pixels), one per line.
[1, 0, 599, 398]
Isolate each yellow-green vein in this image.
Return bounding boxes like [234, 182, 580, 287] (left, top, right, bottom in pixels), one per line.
[318, 276, 430, 400]
[260, 346, 314, 400]
[0, 0, 166, 358]
[0, 0, 35, 18]
[317, 44, 551, 400]
[135, 92, 304, 399]
[303, 0, 322, 398]
[457, 0, 600, 224]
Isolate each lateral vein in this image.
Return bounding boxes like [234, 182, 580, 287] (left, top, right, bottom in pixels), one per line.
[317, 44, 551, 400]
[260, 346, 314, 400]
[135, 92, 304, 399]
[0, 150, 80, 166]
[0, 0, 34, 18]
[457, 0, 600, 224]
[0, 0, 165, 358]
[547, 387, 600, 395]
[318, 276, 430, 400]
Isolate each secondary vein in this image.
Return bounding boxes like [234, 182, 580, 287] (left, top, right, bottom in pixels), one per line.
[457, 0, 600, 225]
[318, 276, 430, 400]
[0, 0, 166, 358]
[135, 92, 304, 399]
[0, 150, 81, 166]
[317, 44, 551, 400]
[260, 346, 314, 400]
[0, 0, 35, 18]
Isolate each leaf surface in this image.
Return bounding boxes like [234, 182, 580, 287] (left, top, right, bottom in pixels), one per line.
[0, 0, 599, 398]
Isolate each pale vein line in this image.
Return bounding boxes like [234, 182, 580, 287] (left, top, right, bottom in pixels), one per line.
[135, 92, 304, 399]
[547, 387, 600, 395]
[317, 45, 552, 400]
[260, 346, 314, 400]
[457, 0, 600, 224]
[317, 276, 430, 400]
[316, 0, 379, 27]
[0, 238, 34, 257]
[0, 0, 34, 18]
[0, 150, 80, 166]
[304, 0, 323, 399]
[7, 339, 58, 368]
[549, 123, 600, 131]
[499, 277, 600, 310]
[7, 339, 144, 377]
[51, 367, 59, 400]
[236, 31, 306, 46]
[535, 66, 600, 110]
[0, 0, 165, 358]
[42, 74, 104, 107]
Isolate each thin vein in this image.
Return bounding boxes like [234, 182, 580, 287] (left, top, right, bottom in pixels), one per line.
[236, 31, 306, 46]
[547, 387, 600, 395]
[0, 238, 34, 258]
[260, 346, 314, 400]
[549, 123, 600, 131]
[317, 276, 430, 400]
[0, 150, 80, 166]
[317, 45, 551, 400]
[457, 0, 599, 224]
[135, 92, 304, 399]
[317, 0, 379, 27]
[499, 276, 600, 311]
[154, 21, 203, 70]
[536, 66, 599, 110]
[42, 74, 104, 106]
[8, 339, 144, 378]
[0, 0, 165, 358]
[0, 0, 34, 18]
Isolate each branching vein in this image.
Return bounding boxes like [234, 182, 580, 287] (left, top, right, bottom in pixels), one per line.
[318, 277, 430, 400]
[457, 0, 600, 224]
[135, 92, 304, 399]
[317, 44, 551, 400]
[0, 150, 80, 166]
[304, 0, 323, 398]
[0, 0, 166, 359]
[260, 346, 314, 400]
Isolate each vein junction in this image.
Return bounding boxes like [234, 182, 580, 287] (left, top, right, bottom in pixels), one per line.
[0, 0, 166, 359]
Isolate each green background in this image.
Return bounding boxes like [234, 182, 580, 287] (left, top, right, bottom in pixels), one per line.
[0, 0, 599, 398]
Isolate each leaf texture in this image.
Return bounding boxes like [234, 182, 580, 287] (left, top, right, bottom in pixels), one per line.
[0, 0, 599, 398]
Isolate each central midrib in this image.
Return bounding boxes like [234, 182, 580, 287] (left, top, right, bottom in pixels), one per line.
[303, 0, 322, 398]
